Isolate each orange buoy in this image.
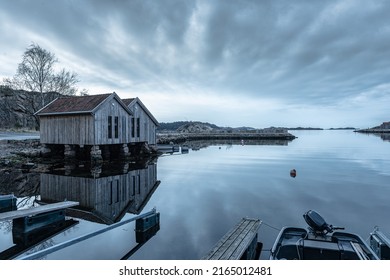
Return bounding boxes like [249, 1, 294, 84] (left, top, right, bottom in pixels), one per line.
[290, 169, 297, 178]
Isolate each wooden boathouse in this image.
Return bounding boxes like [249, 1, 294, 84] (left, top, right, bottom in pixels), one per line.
[35, 92, 158, 161]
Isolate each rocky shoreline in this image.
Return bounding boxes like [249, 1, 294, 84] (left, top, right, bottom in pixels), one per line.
[156, 131, 296, 144]
[354, 129, 390, 133]
[0, 139, 42, 196]
[0, 129, 296, 162]
[0, 139, 41, 162]
[354, 122, 390, 133]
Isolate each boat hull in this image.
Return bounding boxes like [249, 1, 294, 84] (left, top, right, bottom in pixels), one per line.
[270, 227, 379, 260]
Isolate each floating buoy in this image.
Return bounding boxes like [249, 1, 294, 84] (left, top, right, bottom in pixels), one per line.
[290, 169, 297, 178]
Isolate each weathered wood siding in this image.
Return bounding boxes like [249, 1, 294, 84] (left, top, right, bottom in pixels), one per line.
[40, 114, 95, 145]
[40, 164, 159, 224]
[128, 101, 157, 145]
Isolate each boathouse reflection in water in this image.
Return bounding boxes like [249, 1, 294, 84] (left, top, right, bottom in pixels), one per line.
[0, 159, 161, 259]
[40, 161, 161, 225]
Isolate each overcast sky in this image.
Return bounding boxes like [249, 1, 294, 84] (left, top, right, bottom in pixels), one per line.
[1, 0, 389, 128]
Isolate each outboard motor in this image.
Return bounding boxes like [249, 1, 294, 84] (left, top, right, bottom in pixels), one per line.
[303, 210, 334, 235]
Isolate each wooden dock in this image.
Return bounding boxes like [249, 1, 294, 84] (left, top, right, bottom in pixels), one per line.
[202, 218, 262, 260]
[0, 201, 79, 222]
[157, 132, 296, 144]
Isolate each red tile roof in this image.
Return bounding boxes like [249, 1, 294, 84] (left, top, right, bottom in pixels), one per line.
[36, 94, 112, 115]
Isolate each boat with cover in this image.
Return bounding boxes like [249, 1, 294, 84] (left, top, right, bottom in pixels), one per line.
[270, 210, 379, 260]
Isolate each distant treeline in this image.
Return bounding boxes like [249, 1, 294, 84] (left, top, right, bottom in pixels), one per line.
[288, 127, 323, 130]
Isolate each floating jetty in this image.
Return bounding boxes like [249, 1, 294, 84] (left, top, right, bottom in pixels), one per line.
[0, 200, 79, 222]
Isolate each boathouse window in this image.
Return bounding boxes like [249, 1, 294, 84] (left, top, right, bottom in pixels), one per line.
[122, 184, 127, 201]
[136, 117, 140, 137]
[131, 117, 135, 137]
[137, 174, 141, 194]
[122, 116, 126, 138]
[115, 180, 119, 203]
[108, 116, 112, 139]
[110, 180, 119, 205]
[132, 176, 136, 195]
[114, 116, 119, 138]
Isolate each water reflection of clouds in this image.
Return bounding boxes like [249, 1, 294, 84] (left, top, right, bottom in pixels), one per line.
[150, 131, 390, 259]
[349, 158, 390, 176]
[42, 221, 137, 260]
[9, 130, 386, 259]
[291, 131, 390, 177]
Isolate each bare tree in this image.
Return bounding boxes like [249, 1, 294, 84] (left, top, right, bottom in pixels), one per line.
[16, 43, 57, 106]
[13, 43, 79, 106]
[50, 69, 79, 96]
[79, 88, 89, 96]
[2, 76, 23, 90]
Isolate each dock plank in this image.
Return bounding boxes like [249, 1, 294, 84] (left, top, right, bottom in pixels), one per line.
[202, 218, 261, 260]
[0, 201, 79, 222]
[218, 219, 253, 259]
[222, 221, 259, 259]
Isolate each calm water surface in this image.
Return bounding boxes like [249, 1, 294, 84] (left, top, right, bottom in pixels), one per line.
[1, 130, 389, 259]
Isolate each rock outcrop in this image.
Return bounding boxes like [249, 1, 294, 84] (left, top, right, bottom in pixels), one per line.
[374, 122, 390, 129]
[0, 87, 60, 130]
[355, 121, 390, 133]
[176, 122, 215, 133]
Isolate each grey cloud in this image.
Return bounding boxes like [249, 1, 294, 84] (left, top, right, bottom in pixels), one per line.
[1, 0, 390, 126]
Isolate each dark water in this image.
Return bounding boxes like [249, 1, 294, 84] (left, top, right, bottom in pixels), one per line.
[1, 130, 389, 260]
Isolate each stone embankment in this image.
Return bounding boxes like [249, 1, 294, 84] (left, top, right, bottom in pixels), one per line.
[157, 130, 296, 144]
[355, 129, 390, 133]
[0, 139, 41, 160]
[354, 121, 390, 134]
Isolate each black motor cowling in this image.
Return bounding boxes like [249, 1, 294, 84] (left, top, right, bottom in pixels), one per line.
[303, 210, 333, 234]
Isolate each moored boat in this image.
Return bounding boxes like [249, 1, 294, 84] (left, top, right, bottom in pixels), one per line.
[270, 210, 380, 260]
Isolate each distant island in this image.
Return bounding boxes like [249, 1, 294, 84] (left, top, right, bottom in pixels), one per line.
[354, 122, 390, 133]
[287, 127, 323, 130]
[288, 127, 357, 130]
[157, 121, 324, 133]
[328, 127, 356, 130]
